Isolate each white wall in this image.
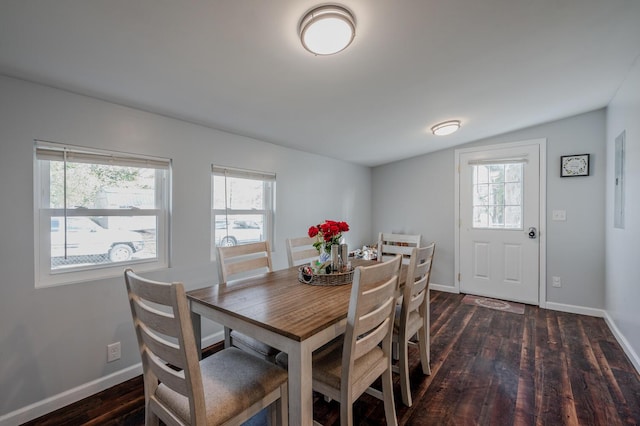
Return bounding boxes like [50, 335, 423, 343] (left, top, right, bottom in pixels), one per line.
[372, 148, 454, 287]
[606, 57, 640, 371]
[0, 75, 372, 421]
[373, 109, 607, 311]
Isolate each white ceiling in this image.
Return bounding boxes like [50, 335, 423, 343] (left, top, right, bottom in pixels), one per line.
[1, 0, 639, 166]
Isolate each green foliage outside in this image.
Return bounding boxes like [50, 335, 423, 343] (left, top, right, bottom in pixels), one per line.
[49, 161, 153, 208]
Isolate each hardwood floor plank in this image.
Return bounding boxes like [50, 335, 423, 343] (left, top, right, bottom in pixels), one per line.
[22, 292, 640, 426]
[558, 313, 621, 425]
[514, 308, 536, 424]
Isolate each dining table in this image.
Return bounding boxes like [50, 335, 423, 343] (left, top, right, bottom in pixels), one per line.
[187, 258, 406, 426]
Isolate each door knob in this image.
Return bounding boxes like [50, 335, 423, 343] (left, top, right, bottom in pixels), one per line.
[528, 227, 537, 239]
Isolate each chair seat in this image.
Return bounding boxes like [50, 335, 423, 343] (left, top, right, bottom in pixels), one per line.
[231, 330, 281, 358]
[312, 338, 387, 395]
[155, 347, 287, 425]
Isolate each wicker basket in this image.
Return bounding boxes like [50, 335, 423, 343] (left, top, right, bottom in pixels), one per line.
[298, 266, 354, 286]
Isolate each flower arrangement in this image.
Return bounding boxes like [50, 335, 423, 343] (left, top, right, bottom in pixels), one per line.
[308, 220, 350, 257]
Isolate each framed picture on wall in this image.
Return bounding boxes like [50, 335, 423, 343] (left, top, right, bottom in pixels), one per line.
[560, 154, 590, 177]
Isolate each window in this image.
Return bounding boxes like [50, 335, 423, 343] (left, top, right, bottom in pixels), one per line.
[35, 141, 170, 287]
[211, 166, 275, 255]
[472, 162, 523, 229]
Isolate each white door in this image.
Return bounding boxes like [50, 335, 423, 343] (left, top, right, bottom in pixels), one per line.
[458, 142, 541, 304]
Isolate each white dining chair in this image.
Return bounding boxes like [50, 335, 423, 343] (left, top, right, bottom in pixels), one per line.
[217, 241, 280, 362]
[311, 255, 401, 426]
[392, 243, 435, 407]
[285, 236, 318, 268]
[377, 232, 421, 264]
[124, 268, 288, 425]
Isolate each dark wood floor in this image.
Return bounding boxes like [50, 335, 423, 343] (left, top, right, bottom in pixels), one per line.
[23, 291, 640, 425]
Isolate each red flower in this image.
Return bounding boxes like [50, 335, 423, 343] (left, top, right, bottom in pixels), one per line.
[308, 219, 350, 254]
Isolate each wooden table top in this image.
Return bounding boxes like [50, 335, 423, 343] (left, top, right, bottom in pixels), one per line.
[187, 259, 404, 342]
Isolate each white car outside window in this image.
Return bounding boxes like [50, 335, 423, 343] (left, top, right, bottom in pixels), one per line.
[215, 219, 263, 246]
[51, 217, 145, 264]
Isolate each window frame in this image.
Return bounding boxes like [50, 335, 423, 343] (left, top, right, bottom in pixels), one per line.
[211, 165, 275, 259]
[34, 140, 171, 287]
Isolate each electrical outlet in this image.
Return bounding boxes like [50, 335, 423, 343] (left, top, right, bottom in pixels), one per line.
[552, 276, 561, 288]
[107, 342, 121, 362]
[552, 210, 566, 221]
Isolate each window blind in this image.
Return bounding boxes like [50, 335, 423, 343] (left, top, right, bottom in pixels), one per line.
[35, 140, 170, 169]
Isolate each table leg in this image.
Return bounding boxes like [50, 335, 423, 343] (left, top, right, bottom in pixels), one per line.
[287, 342, 314, 426]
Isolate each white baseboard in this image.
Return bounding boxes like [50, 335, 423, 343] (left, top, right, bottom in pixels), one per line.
[430, 282, 458, 294]
[603, 312, 640, 374]
[0, 331, 224, 426]
[544, 301, 606, 318]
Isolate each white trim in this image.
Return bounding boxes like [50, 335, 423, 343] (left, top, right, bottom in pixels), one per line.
[544, 301, 605, 318]
[454, 138, 547, 308]
[0, 331, 223, 426]
[604, 312, 640, 373]
[430, 282, 459, 294]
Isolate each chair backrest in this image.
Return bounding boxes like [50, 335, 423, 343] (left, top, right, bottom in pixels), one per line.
[342, 255, 402, 399]
[124, 269, 207, 425]
[217, 241, 273, 283]
[401, 243, 436, 325]
[377, 232, 421, 264]
[286, 236, 318, 267]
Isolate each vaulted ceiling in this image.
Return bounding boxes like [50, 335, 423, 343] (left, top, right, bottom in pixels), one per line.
[1, 0, 639, 166]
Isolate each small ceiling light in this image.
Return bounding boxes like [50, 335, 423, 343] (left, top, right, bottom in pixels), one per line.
[299, 5, 356, 55]
[431, 120, 461, 136]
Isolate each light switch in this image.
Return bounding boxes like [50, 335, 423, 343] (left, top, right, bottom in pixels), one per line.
[552, 210, 566, 221]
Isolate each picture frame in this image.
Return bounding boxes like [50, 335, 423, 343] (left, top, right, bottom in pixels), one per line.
[561, 154, 590, 177]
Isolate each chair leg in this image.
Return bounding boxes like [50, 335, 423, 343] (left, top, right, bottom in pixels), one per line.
[146, 406, 159, 426]
[266, 382, 288, 426]
[417, 325, 431, 375]
[381, 367, 398, 426]
[398, 333, 412, 407]
[340, 398, 354, 426]
[224, 326, 232, 348]
[266, 404, 277, 426]
[279, 382, 289, 426]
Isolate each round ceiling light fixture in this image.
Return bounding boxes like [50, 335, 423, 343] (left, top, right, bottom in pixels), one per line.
[431, 120, 461, 136]
[299, 5, 356, 55]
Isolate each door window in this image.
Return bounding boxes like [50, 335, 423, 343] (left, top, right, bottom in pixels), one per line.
[472, 163, 523, 229]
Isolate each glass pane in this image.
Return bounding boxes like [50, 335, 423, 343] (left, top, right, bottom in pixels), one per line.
[50, 161, 157, 209]
[504, 182, 522, 205]
[214, 214, 265, 246]
[213, 176, 265, 210]
[504, 206, 522, 229]
[489, 206, 504, 227]
[505, 164, 522, 182]
[489, 165, 504, 183]
[489, 184, 504, 205]
[476, 165, 489, 184]
[473, 206, 488, 228]
[50, 216, 154, 270]
[473, 184, 489, 206]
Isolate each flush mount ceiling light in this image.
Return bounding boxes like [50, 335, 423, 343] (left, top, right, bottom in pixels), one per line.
[299, 5, 356, 55]
[431, 120, 461, 136]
